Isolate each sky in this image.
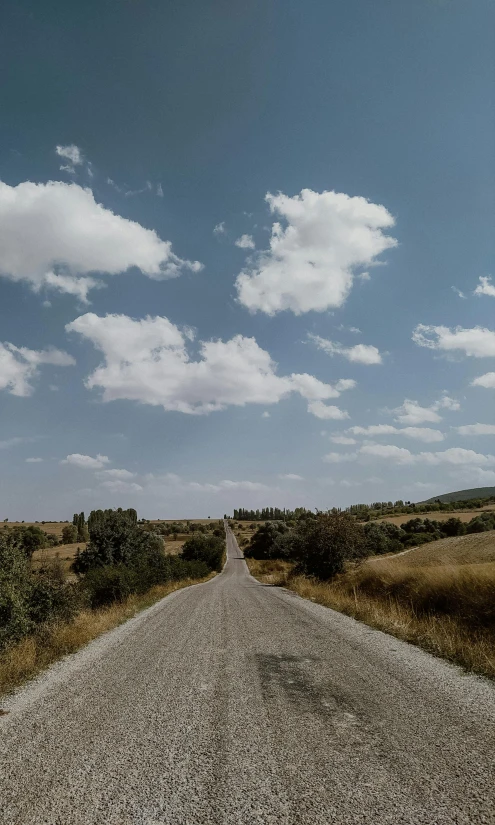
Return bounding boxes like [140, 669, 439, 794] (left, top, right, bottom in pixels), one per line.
[0, 0, 494, 520]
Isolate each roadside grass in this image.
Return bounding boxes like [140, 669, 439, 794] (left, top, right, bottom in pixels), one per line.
[245, 558, 495, 680]
[0, 574, 214, 697]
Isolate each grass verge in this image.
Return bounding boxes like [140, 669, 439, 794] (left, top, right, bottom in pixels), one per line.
[245, 558, 495, 680]
[0, 574, 213, 697]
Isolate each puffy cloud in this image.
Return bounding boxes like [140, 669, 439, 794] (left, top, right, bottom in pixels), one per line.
[66, 312, 354, 417]
[98, 468, 136, 479]
[323, 451, 358, 463]
[56, 144, 83, 173]
[0, 181, 202, 302]
[213, 221, 226, 235]
[347, 424, 444, 443]
[413, 324, 495, 357]
[472, 372, 495, 388]
[359, 443, 413, 463]
[323, 444, 495, 467]
[278, 473, 303, 481]
[330, 435, 357, 445]
[455, 423, 495, 436]
[474, 276, 495, 298]
[143, 473, 272, 495]
[235, 189, 397, 315]
[360, 444, 495, 466]
[235, 234, 255, 250]
[307, 402, 350, 420]
[62, 453, 110, 470]
[308, 334, 382, 365]
[100, 479, 143, 493]
[0, 342, 75, 396]
[392, 395, 459, 425]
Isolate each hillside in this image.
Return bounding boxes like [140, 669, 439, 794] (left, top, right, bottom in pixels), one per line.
[367, 531, 495, 569]
[422, 486, 495, 504]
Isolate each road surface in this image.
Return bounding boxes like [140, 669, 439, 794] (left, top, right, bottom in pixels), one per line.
[1, 524, 494, 824]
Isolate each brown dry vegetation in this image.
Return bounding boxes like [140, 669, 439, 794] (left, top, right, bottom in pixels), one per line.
[379, 506, 495, 527]
[1, 521, 66, 538]
[246, 540, 495, 680]
[0, 575, 213, 697]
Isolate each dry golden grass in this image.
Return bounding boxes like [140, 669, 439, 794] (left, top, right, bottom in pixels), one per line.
[0, 575, 213, 697]
[1, 521, 66, 538]
[245, 557, 495, 680]
[31, 543, 86, 575]
[367, 531, 495, 568]
[379, 506, 495, 527]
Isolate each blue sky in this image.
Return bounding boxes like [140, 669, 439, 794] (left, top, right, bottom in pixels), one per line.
[0, 0, 494, 519]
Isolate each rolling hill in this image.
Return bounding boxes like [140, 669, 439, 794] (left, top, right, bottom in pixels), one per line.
[422, 486, 495, 504]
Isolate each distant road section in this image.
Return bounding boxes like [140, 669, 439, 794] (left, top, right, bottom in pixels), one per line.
[1, 524, 494, 824]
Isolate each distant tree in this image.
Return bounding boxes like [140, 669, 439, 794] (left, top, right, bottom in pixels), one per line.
[291, 513, 367, 580]
[62, 524, 78, 544]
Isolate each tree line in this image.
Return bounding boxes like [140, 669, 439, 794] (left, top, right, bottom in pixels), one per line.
[243, 509, 495, 580]
[0, 508, 225, 651]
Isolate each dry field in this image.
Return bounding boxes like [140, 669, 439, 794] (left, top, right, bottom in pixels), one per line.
[31, 543, 86, 574]
[379, 505, 495, 527]
[368, 531, 495, 568]
[1, 521, 67, 539]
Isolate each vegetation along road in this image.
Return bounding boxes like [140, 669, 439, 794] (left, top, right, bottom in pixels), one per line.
[1, 524, 494, 824]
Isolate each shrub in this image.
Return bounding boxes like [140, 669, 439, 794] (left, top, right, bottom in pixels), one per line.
[0, 531, 33, 649]
[181, 533, 225, 571]
[62, 524, 78, 544]
[292, 513, 367, 580]
[245, 522, 289, 559]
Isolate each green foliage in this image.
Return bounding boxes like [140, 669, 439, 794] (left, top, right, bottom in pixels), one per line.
[244, 522, 289, 560]
[73, 509, 160, 572]
[181, 533, 225, 571]
[291, 513, 367, 580]
[9, 525, 48, 557]
[62, 524, 78, 544]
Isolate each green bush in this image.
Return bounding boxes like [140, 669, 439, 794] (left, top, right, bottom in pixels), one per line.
[181, 533, 225, 571]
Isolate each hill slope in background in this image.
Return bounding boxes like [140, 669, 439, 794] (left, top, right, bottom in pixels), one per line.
[422, 487, 495, 504]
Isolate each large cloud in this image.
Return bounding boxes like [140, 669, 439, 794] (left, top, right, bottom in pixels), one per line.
[413, 324, 495, 357]
[235, 189, 397, 315]
[472, 373, 495, 388]
[66, 312, 355, 416]
[474, 276, 495, 298]
[392, 395, 459, 425]
[0, 342, 75, 396]
[347, 424, 444, 443]
[326, 444, 495, 466]
[0, 181, 202, 302]
[308, 334, 383, 365]
[61, 453, 110, 470]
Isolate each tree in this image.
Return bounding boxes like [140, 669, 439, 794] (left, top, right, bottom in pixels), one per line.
[62, 524, 78, 544]
[245, 522, 289, 559]
[291, 513, 367, 580]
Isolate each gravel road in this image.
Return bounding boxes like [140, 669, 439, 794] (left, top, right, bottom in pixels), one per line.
[1, 524, 494, 824]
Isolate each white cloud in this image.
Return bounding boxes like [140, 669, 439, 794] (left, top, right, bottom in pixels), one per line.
[348, 424, 444, 443]
[100, 479, 143, 493]
[455, 423, 495, 436]
[66, 312, 354, 417]
[235, 234, 255, 250]
[323, 451, 358, 463]
[0, 181, 202, 302]
[413, 324, 495, 357]
[98, 468, 135, 479]
[0, 342, 75, 396]
[56, 144, 83, 173]
[0, 437, 33, 449]
[307, 402, 350, 420]
[235, 188, 397, 315]
[360, 444, 495, 466]
[330, 435, 357, 445]
[359, 443, 412, 463]
[156, 184, 164, 198]
[392, 395, 459, 425]
[474, 276, 495, 298]
[62, 453, 110, 470]
[144, 473, 272, 495]
[472, 372, 495, 388]
[262, 411, 270, 418]
[451, 286, 467, 299]
[26, 457, 43, 463]
[213, 222, 226, 235]
[309, 334, 383, 365]
[454, 467, 495, 485]
[278, 473, 303, 481]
